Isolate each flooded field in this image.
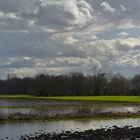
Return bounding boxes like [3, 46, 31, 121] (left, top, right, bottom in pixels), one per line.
[0, 118, 140, 139]
[0, 98, 140, 116]
[0, 98, 140, 139]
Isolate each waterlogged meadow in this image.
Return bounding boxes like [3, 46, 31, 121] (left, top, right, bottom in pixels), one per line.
[0, 97, 140, 119]
[0, 96, 140, 139]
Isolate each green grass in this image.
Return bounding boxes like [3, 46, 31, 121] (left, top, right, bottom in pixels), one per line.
[0, 95, 34, 98]
[0, 95, 140, 103]
[45, 96, 140, 102]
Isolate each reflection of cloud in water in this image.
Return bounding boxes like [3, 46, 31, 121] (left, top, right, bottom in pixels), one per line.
[103, 106, 139, 113]
[1, 118, 140, 139]
[0, 106, 140, 116]
[76, 106, 140, 115]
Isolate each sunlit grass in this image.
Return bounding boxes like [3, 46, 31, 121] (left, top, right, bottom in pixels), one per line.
[44, 96, 140, 102]
[0, 95, 140, 102]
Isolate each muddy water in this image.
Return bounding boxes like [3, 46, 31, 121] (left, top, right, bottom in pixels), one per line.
[0, 118, 140, 139]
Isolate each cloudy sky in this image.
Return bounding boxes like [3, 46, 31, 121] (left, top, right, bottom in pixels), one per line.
[0, 0, 140, 78]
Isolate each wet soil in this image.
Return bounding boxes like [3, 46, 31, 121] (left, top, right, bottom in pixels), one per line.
[20, 126, 140, 140]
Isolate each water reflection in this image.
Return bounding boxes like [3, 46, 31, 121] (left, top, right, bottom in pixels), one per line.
[0, 118, 140, 139]
[0, 105, 140, 116]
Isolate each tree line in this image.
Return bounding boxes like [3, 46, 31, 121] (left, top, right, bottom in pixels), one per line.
[0, 71, 140, 96]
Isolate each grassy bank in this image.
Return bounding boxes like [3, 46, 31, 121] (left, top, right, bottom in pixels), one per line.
[0, 95, 140, 103]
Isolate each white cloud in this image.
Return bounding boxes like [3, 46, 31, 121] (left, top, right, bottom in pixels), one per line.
[29, 0, 95, 30]
[115, 55, 139, 67]
[48, 56, 102, 69]
[117, 37, 140, 47]
[117, 32, 129, 38]
[0, 0, 140, 78]
[100, 2, 116, 13]
[120, 5, 127, 12]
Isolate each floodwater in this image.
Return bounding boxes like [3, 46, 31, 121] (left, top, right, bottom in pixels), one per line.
[0, 98, 140, 139]
[0, 118, 140, 139]
[0, 105, 140, 116]
[0, 98, 140, 116]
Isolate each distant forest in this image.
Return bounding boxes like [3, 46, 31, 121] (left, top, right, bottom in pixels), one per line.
[0, 71, 140, 96]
